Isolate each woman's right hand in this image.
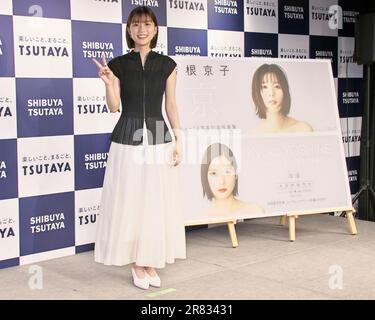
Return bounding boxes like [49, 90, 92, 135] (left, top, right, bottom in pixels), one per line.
[92, 56, 115, 85]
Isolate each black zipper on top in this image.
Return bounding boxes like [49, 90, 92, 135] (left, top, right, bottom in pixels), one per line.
[141, 52, 150, 122]
[143, 66, 146, 122]
[135, 50, 150, 144]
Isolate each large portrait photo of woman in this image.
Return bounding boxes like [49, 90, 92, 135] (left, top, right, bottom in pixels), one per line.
[249, 63, 314, 134]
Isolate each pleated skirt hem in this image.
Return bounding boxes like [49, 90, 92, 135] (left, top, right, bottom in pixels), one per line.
[94, 135, 186, 269]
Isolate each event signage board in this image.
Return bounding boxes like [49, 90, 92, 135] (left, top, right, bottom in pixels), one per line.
[173, 57, 352, 224]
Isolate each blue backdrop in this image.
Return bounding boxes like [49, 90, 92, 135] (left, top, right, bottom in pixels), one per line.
[0, 0, 364, 269]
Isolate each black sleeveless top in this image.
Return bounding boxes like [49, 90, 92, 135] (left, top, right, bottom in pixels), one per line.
[107, 50, 177, 145]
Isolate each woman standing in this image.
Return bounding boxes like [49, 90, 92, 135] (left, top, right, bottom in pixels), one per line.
[93, 6, 186, 290]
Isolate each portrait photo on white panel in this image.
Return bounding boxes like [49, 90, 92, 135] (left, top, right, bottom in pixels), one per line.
[248, 63, 314, 134]
[244, 60, 338, 135]
[199, 142, 264, 217]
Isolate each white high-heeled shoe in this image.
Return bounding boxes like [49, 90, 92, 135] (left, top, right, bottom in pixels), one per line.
[145, 270, 161, 287]
[131, 267, 149, 290]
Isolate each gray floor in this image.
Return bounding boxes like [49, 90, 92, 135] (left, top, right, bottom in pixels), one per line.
[1, 214, 375, 300]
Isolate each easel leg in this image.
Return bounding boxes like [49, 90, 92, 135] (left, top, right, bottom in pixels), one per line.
[279, 215, 287, 226]
[289, 216, 296, 242]
[227, 221, 238, 248]
[346, 210, 358, 235]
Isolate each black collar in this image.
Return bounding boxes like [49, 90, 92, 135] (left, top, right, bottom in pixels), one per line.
[128, 49, 157, 60]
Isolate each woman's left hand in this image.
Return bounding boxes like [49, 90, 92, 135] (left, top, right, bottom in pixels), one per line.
[171, 141, 183, 166]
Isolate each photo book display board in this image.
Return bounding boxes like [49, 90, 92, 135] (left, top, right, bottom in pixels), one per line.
[171, 57, 353, 225]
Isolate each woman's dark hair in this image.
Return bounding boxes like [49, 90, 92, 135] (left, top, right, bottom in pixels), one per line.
[126, 6, 158, 49]
[201, 143, 238, 201]
[251, 64, 291, 119]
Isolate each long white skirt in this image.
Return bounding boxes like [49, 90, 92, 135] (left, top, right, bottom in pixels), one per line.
[94, 123, 186, 268]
